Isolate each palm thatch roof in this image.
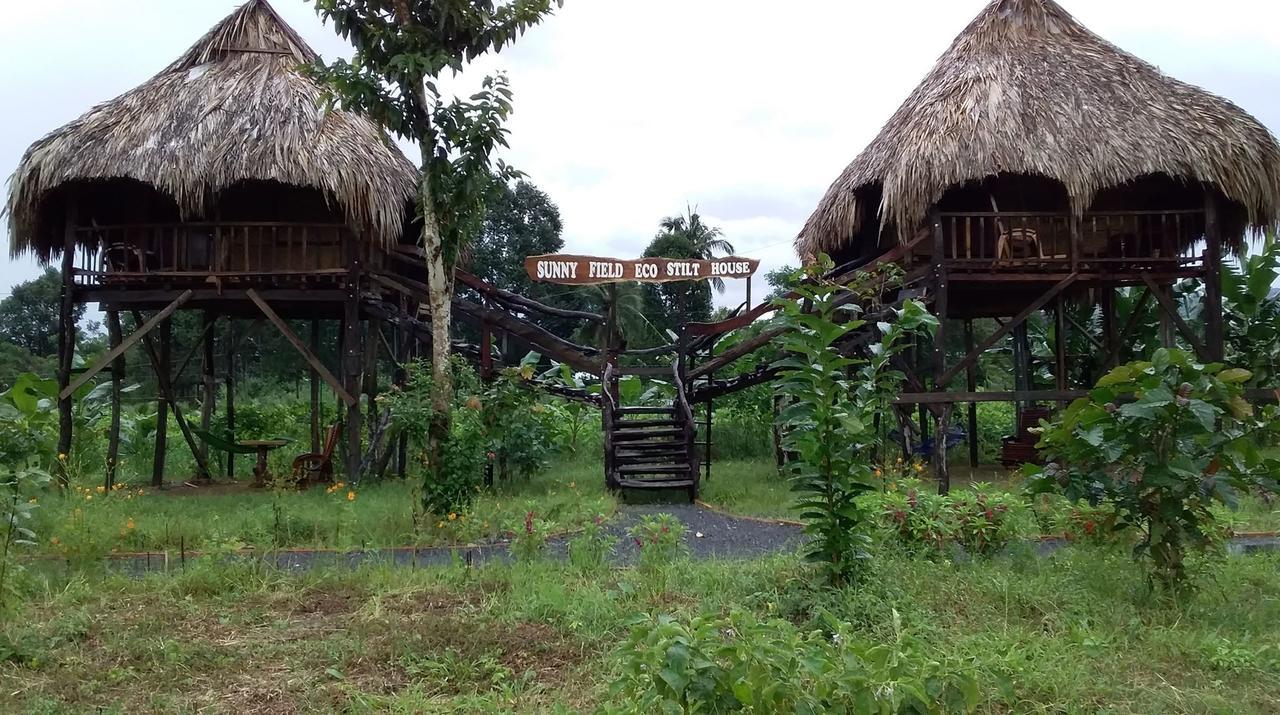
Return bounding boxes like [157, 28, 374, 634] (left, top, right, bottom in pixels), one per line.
[797, 0, 1280, 258]
[6, 0, 418, 261]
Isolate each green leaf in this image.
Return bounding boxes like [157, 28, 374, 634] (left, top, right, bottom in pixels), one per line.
[1218, 368, 1253, 384]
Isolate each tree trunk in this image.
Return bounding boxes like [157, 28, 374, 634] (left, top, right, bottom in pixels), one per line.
[418, 175, 454, 480]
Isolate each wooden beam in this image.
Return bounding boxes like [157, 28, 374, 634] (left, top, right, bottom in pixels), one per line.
[246, 289, 357, 406]
[133, 313, 213, 482]
[105, 311, 123, 490]
[1139, 273, 1210, 362]
[937, 274, 1078, 388]
[964, 320, 979, 469]
[897, 389, 1089, 405]
[61, 289, 193, 399]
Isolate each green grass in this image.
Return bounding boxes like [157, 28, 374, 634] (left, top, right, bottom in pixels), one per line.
[3, 544, 1278, 713]
[698, 459, 1280, 535]
[31, 456, 614, 559]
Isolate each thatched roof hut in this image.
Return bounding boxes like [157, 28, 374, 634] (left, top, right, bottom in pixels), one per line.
[6, 0, 418, 262]
[797, 0, 1280, 260]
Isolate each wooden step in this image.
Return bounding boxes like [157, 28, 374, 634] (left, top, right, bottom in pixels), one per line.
[617, 478, 696, 490]
[612, 428, 683, 441]
[615, 449, 687, 461]
[612, 419, 679, 428]
[616, 406, 676, 415]
[617, 464, 692, 475]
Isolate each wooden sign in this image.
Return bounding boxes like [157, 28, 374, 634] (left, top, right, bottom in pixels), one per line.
[525, 254, 759, 285]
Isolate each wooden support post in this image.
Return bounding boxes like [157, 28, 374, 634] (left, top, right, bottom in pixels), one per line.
[1054, 295, 1068, 407]
[364, 321, 379, 445]
[199, 312, 216, 479]
[343, 239, 363, 480]
[480, 320, 493, 380]
[1100, 287, 1117, 374]
[151, 317, 171, 487]
[394, 313, 410, 479]
[933, 404, 954, 495]
[134, 312, 213, 484]
[55, 212, 77, 488]
[1141, 273, 1211, 362]
[1204, 191, 1225, 363]
[931, 211, 949, 388]
[310, 319, 321, 454]
[1012, 320, 1030, 427]
[62, 291, 193, 400]
[225, 319, 236, 479]
[964, 319, 979, 469]
[105, 311, 124, 490]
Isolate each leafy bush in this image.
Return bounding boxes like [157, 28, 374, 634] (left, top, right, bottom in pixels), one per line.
[509, 510, 552, 562]
[628, 513, 686, 573]
[421, 407, 486, 517]
[1028, 349, 1280, 590]
[568, 514, 616, 572]
[774, 258, 936, 586]
[872, 481, 1030, 556]
[608, 609, 979, 714]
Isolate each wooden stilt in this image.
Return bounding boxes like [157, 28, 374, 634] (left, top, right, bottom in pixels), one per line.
[199, 312, 216, 480]
[395, 314, 410, 479]
[226, 319, 236, 479]
[310, 318, 322, 454]
[343, 297, 363, 482]
[1012, 320, 1031, 428]
[1101, 287, 1117, 373]
[364, 321, 379, 446]
[1054, 296, 1068, 407]
[1203, 191, 1225, 363]
[55, 211, 77, 488]
[105, 311, 124, 490]
[133, 312, 212, 483]
[964, 319, 979, 469]
[933, 404, 954, 495]
[151, 317, 171, 487]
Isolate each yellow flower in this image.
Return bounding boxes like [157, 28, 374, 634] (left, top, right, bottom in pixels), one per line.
[50, 536, 60, 545]
[436, 521, 444, 529]
[914, 464, 924, 473]
[126, 518, 136, 530]
[85, 495, 92, 501]
[346, 491, 356, 502]
[896, 457, 903, 464]
[28, 497, 36, 504]
[448, 512, 457, 521]
[569, 481, 576, 489]
[482, 521, 489, 529]
[58, 453, 67, 462]
[112, 483, 123, 491]
[873, 468, 882, 478]
[97, 485, 106, 494]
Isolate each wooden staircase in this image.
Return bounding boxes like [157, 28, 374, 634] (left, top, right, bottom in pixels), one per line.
[603, 366, 700, 502]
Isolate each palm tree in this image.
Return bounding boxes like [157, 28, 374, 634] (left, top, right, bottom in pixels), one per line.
[657, 206, 735, 292]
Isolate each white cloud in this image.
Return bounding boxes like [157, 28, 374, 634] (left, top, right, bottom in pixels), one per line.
[1, 0, 1277, 308]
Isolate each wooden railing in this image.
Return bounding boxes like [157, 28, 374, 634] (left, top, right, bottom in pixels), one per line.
[70, 222, 356, 285]
[935, 210, 1206, 272]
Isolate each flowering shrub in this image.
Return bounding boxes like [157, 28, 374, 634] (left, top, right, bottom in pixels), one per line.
[568, 514, 616, 572]
[609, 609, 979, 714]
[871, 481, 1029, 556]
[628, 513, 686, 572]
[481, 358, 557, 481]
[510, 510, 552, 562]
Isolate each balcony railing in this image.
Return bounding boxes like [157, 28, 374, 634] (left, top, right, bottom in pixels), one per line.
[70, 222, 361, 286]
[933, 210, 1206, 273]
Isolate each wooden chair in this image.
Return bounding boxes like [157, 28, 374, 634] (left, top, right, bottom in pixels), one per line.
[291, 424, 342, 485]
[990, 195, 1042, 264]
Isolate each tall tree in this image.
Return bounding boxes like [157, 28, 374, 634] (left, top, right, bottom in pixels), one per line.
[642, 208, 734, 338]
[0, 268, 86, 357]
[311, 0, 560, 480]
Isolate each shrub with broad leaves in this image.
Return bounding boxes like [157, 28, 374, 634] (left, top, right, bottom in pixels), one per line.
[1028, 349, 1280, 591]
[607, 609, 979, 714]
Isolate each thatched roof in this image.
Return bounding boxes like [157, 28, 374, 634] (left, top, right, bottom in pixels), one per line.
[797, 0, 1280, 258]
[6, 0, 418, 261]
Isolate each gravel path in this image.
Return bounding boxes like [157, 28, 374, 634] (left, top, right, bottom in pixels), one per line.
[99, 504, 805, 576]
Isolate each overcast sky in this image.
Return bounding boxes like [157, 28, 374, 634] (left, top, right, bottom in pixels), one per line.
[2, 0, 1278, 309]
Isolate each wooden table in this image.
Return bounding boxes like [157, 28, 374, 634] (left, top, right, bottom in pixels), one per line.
[238, 439, 289, 486]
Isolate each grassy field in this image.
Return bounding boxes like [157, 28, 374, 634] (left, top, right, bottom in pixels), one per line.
[3, 543, 1278, 713]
